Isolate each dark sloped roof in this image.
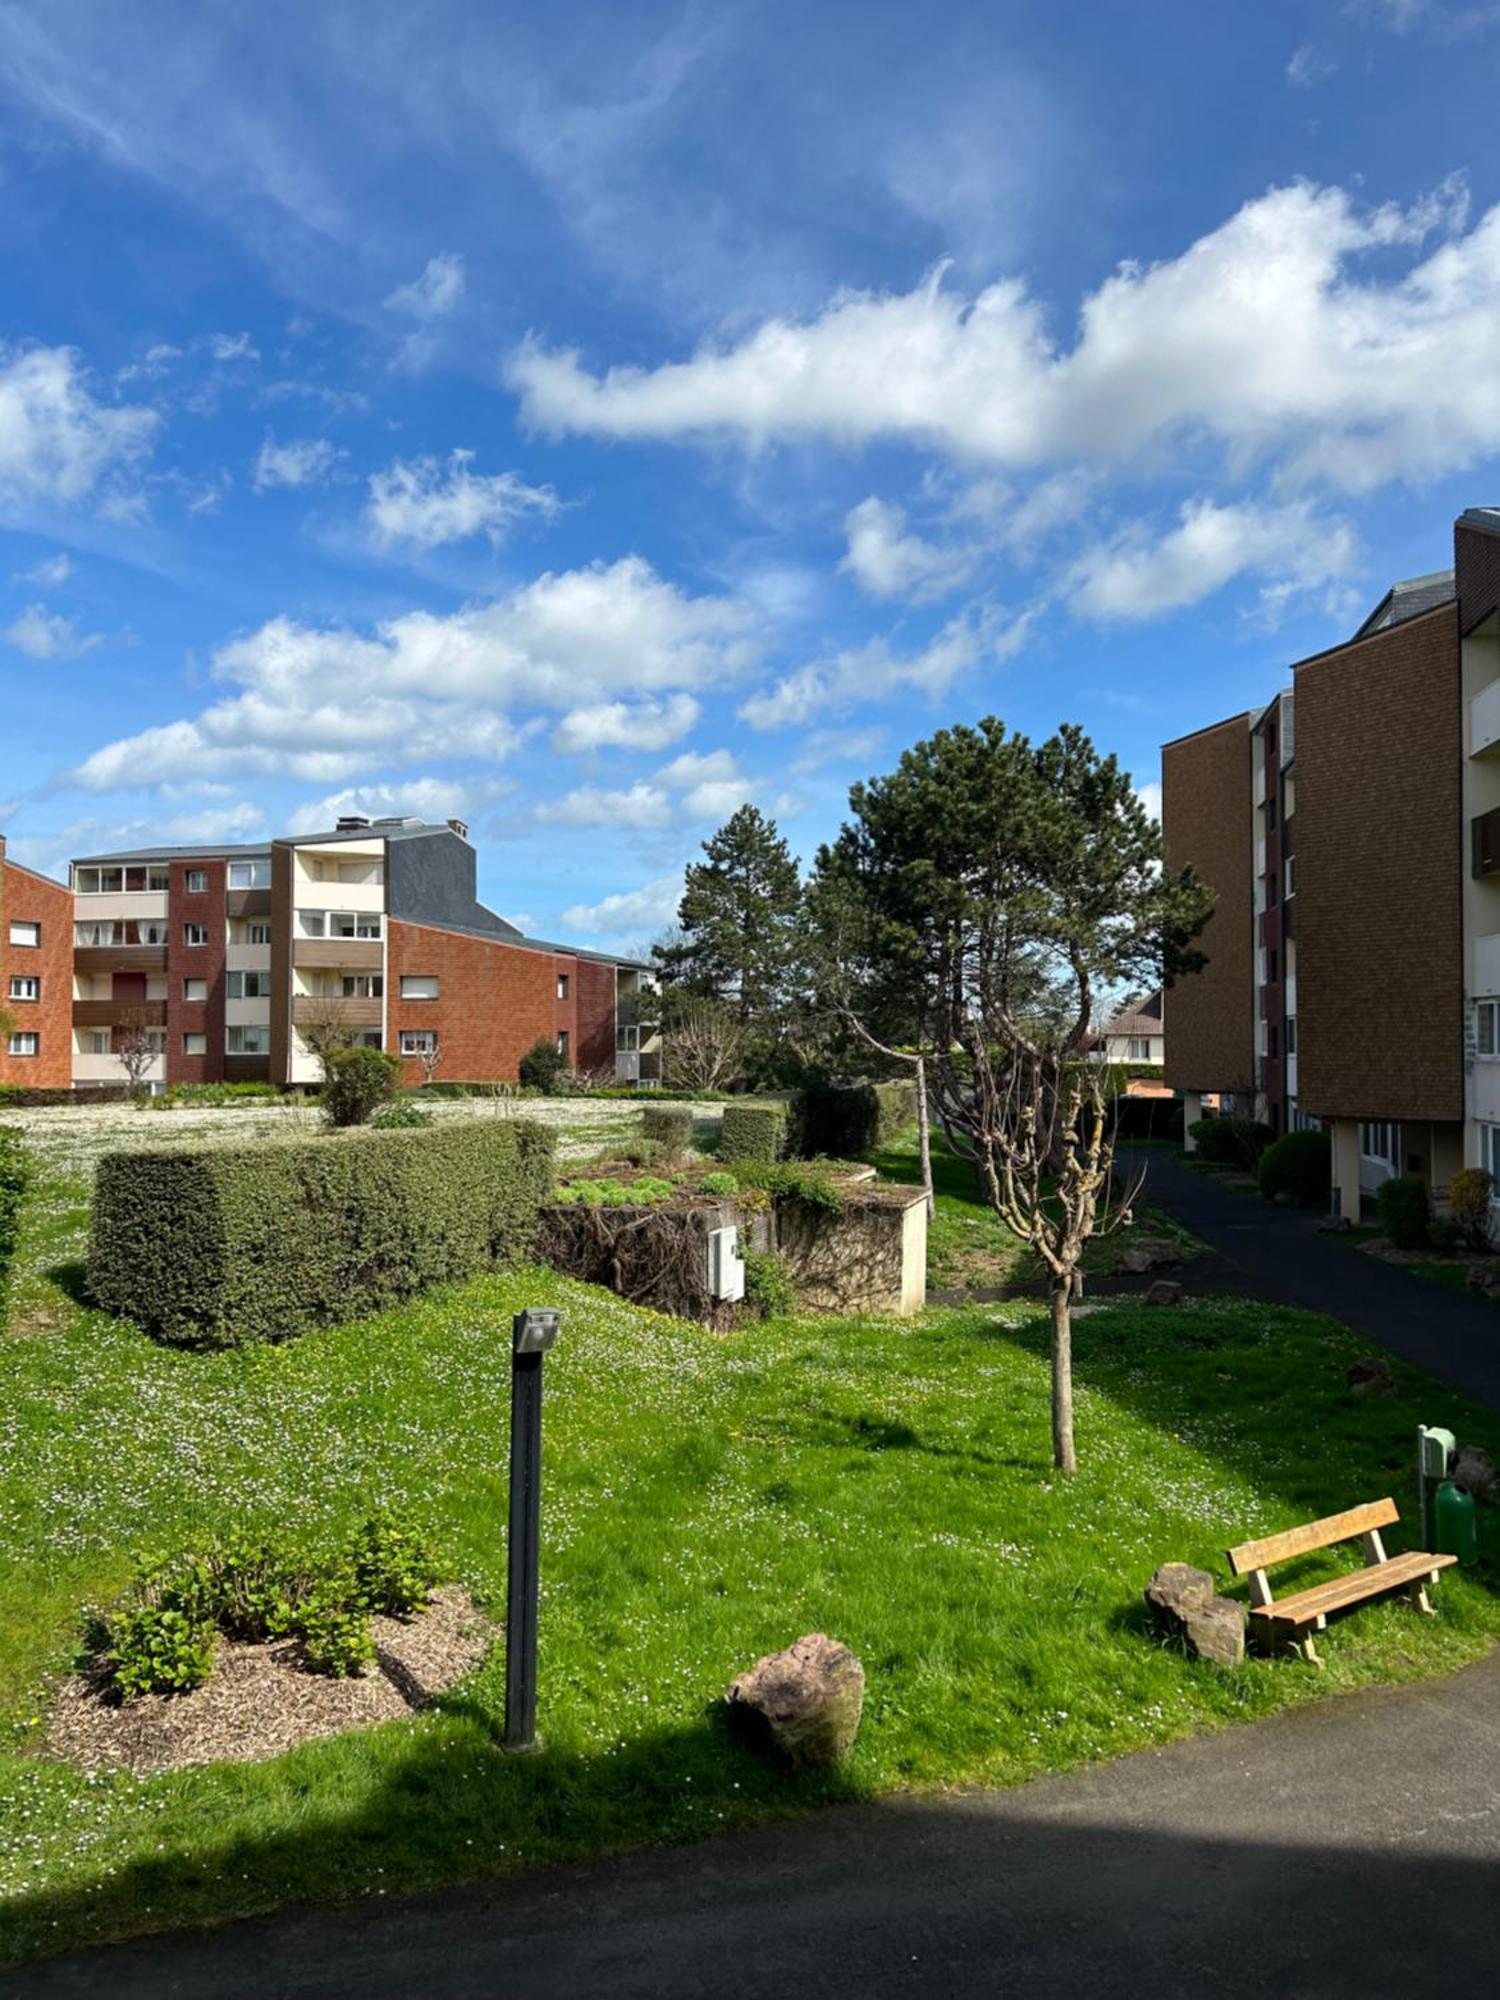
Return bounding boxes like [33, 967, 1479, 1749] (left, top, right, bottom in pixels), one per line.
[1352, 568, 1456, 640]
[1460, 507, 1500, 538]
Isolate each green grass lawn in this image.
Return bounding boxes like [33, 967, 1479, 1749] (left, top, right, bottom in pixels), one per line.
[3, 1106, 1499, 1965]
[869, 1129, 1201, 1291]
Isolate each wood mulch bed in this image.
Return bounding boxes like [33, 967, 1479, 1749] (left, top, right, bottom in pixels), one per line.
[44, 1584, 497, 1775]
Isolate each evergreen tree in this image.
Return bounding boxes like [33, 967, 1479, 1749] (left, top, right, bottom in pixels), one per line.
[657, 805, 803, 1020]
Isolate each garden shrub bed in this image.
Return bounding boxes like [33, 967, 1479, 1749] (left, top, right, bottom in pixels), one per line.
[88, 1118, 556, 1346]
[0, 1127, 27, 1316]
[790, 1080, 918, 1159]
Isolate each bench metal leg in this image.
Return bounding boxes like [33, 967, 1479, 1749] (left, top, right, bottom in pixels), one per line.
[1291, 1635, 1325, 1668]
[1409, 1582, 1436, 1617]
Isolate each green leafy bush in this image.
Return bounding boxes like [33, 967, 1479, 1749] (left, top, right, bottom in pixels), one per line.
[742, 1247, 796, 1319]
[612, 1136, 661, 1168]
[641, 1104, 694, 1158]
[1257, 1128, 1331, 1207]
[147, 1081, 282, 1109]
[518, 1036, 569, 1091]
[322, 1045, 401, 1127]
[697, 1170, 738, 1196]
[89, 1118, 556, 1346]
[553, 1175, 678, 1208]
[719, 1101, 787, 1163]
[348, 1513, 441, 1617]
[726, 1158, 848, 1212]
[205, 1535, 305, 1642]
[1190, 1116, 1275, 1169]
[791, 1079, 918, 1158]
[370, 1098, 432, 1129]
[1377, 1172, 1431, 1249]
[1449, 1167, 1494, 1252]
[296, 1590, 375, 1679]
[0, 1126, 29, 1317]
[107, 1604, 216, 1700]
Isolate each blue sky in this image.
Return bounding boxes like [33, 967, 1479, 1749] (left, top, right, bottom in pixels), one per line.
[2, 0, 1499, 948]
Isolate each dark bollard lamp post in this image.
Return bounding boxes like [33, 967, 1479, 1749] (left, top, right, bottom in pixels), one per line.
[505, 1305, 560, 1754]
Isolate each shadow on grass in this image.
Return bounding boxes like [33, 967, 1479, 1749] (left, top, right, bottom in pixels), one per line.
[42, 1261, 90, 1309]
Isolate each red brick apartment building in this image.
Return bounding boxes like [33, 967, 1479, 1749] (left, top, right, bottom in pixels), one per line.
[10, 814, 654, 1093]
[1162, 507, 1500, 1219]
[0, 834, 73, 1087]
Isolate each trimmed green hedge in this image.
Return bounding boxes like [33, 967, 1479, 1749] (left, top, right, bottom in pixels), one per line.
[88, 1119, 556, 1347]
[1376, 1171, 1430, 1248]
[791, 1079, 919, 1159]
[641, 1104, 694, 1156]
[1257, 1128, 1330, 1208]
[0, 1126, 28, 1318]
[719, 1102, 788, 1163]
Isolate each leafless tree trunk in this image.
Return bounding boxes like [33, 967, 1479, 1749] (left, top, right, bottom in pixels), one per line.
[114, 1009, 161, 1096]
[418, 1042, 443, 1087]
[297, 998, 355, 1082]
[837, 1007, 934, 1219]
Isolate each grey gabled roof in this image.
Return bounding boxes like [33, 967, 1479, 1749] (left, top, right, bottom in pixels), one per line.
[1352, 567, 1456, 640]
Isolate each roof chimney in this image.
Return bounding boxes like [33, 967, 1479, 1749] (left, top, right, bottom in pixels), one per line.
[447, 817, 470, 840]
[335, 815, 371, 832]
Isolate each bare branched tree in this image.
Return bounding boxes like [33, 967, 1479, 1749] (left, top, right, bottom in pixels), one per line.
[659, 992, 749, 1094]
[297, 998, 355, 1081]
[114, 1009, 161, 1096]
[417, 1039, 443, 1087]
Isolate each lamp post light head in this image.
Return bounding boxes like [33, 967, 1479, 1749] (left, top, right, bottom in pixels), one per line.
[513, 1306, 561, 1356]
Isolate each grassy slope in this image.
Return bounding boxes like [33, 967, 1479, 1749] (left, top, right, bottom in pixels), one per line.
[2, 1108, 1498, 1961]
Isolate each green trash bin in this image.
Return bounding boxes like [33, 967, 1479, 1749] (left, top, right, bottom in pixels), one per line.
[1435, 1480, 1478, 1569]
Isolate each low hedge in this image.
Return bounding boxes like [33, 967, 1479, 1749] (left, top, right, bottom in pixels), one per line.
[1257, 1128, 1331, 1207]
[89, 1119, 556, 1347]
[791, 1079, 919, 1159]
[641, 1104, 694, 1156]
[1376, 1172, 1430, 1249]
[0, 1126, 28, 1317]
[719, 1101, 788, 1163]
[1190, 1115, 1275, 1169]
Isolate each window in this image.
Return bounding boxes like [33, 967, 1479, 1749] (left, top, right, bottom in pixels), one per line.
[226, 1024, 270, 1055]
[399, 1029, 438, 1056]
[299, 911, 326, 938]
[247, 921, 272, 946]
[330, 910, 380, 939]
[226, 970, 270, 999]
[1127, 1037, 1152, 1060]
[86, 1030, 111, 1056]
[183, 1032, 207, 1057]
[1482, 1124, 1500, 1185]
[184, 924, 208, 947]
[1286, 1016, 1297, 1055]
[1361, 1121, 1401, 1165]
[8, 976, 39, 1003]
[617, 1024, 640, 1052]
[8, 921, 39, 948]
[1477, 999, 1500, 1058]
[7, 1032, 38, 1058]
[556, 974, 570, 1001]
[1266, 870, 1278, 907]
[183, 978, 208, 1003]
[1266, 795, 1277, 832]
[185, 869, 209, 893]
[1285, 856, 1296, 898]
[138, 921, 168, 946]
[340, 974, 383, 998]
[399, 974, 438, 1000]
[227, 859, 271, 890]
[556, 1029, 570, 1060]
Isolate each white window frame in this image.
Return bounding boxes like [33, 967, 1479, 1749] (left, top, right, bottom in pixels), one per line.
[556, 1029, 570, 1059]
[330, 910, 381, 940]
[340, 974, 383, 999]
[227, 859, 271, 890]
[183, 923, 209, 948]
[246, 921, 272, 946]
[399, 974, 438, 1000]
[183, 977, 208, 1003]
[226, 1024, 271, 1055]
[8, 920, 40, 948]
[185, 869, 209, 894]
[1477, 998, 1500, 1059]
[8, 975, 39, 1003]
[183, 1032, 208, 1057]
[86, 1029, 111, 1056]
[7, 1031, 39, 1057]
[226, 970, 270, 999]
[556, 974, 570, 1001]
[399, 1029, 437, 1056]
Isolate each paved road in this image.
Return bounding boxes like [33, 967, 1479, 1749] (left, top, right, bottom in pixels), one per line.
[1119, 1146, 1500, 1411]
[19, 1650, 1500, 2000]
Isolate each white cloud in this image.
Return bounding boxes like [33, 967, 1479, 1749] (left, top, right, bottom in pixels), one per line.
[4, 602, 102, 660]
[840, 496, 975, 602]
[385, 253, 466, 320]
[1135, 781, 1162, 823]
[551, 693, 699, 754]
[14, 551, 71, 586]
[207, 331, 259, 364]
[790, 726, 885, 774]
[740, 602, 1033, 730]
[68, 556, 760, 789]
[285, 776, 502, 836]
[1069, 499, 1359, 621]
[535, 747, 756, 829]
[252, 434, 344, 490]
[535, 781, 675, 830]
[562, 873, 684, 937]
[1285, 42, 1337, 86]
[365, 451, 559, 551]
[0, 345, 156, 511]
[510, 178, 1500, 493]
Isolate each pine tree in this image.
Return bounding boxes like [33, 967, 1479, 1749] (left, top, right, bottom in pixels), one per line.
[659, 805, 803, 1019]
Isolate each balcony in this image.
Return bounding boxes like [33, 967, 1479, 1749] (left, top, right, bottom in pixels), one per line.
[292, 938, 382, 971]
[73, 945, 168, 976]
[292, 994, 382, 1030]
[1471, 677, 1500, 758]
[225, 888, 272, 919]
[73, 999, 167, 1029]
[1473, 806, 1500, 878]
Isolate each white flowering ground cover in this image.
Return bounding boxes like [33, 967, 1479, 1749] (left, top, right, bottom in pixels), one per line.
[1, 1109, 1498, 1964]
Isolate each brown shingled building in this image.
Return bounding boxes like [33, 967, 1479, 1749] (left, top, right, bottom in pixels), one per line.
[1162, 506, 1500, 1220]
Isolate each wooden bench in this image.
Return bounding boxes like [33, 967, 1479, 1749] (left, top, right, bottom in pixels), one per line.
[1227, 1499, 1456, 1665]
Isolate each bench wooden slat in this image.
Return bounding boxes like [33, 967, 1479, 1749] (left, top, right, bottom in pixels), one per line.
[1227, 1498, 1399, 1578]
[1249, 1550, 1456, 1631]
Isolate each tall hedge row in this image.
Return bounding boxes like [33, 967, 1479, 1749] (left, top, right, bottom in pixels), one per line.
[719, 1102, 788, 1163]
[0, 1127, 28, 1319]
[89, 1119, 556, 1347]
[791, 1079, 918, 1158]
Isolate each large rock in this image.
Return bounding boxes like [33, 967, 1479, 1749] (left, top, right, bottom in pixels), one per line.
[1346, 1356, 1395, 1398]
[726, 1633, 865, 1767]
[1117, 1238, 1182, 1275]
[1452, 1445, 1498, 1504]
[1144, 1563, 1246, 1670]
[1145, 1279, 1183, 1307]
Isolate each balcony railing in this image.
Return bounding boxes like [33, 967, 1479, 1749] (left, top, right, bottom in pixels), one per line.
[292, 938, 383, 970]
[73, 945, 169, 975]
[291, 995, 382, 1029]
[73, 1000, 168, 1028]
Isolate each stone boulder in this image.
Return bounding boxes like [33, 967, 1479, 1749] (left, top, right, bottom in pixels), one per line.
[1144, 1563, 1246, 1670]
[726, 1633, 865, 1768]
[1346, 1355, 1395, 1397]
[1145, 1279, 1183, 1307]
[1452, 1445, 1498, 1504]
[1117, 1238, 1182, 1275]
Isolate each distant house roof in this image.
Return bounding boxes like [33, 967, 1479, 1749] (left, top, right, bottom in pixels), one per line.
[1352, 568, 1457, 640]
[1098, 988, 1164, 1042]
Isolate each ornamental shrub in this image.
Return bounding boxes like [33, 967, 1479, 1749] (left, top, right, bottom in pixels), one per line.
[518, 1036, 568, 1092]
[322, 1044, 401, 1127]
[791, 1079, 919, 1158]
[1190, 1116, 1275, 1169]
[107, 1604, 216, 1700]
[1257, 1128, 1331, 1207]
[1377, 1173, 1431, 1250]
[742, 1247, 796, 1320]
[726, 1157, 849, 1212]
[295, 1588, 375, 1678]
[0, 1126, 29, 1318]
[719, 1101, 788, 1163]
[370, 1098, 432, 1129]
[697, 1170, 738, 1196]
[1449, 1167, 1494, 1253]
[89, 1118, 556, 1346]
[641, 1104, 694, 1158]
[348, 1513, 441, 1617]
